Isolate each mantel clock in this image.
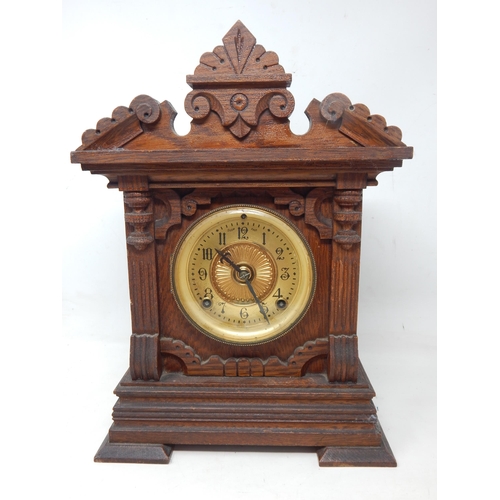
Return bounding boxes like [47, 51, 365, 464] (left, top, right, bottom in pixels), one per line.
[70, 21, 413, 466]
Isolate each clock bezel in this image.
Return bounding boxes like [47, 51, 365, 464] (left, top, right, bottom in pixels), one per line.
[170, 204, 317, 346]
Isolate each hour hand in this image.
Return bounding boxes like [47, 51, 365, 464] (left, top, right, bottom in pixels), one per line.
[215, 248, 240, 272]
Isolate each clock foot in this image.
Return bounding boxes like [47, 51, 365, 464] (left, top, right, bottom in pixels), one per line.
[316, 423, 396, 467]
[94, 435, 173, 464]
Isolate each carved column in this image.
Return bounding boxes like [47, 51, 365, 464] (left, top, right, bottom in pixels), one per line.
[328, 174, 365, 383]
[119, 175, 161, 381]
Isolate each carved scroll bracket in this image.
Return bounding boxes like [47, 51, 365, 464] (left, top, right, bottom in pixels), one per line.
[181, 189, 218, 216]
[268, 188, 304, 216]
[154, 190, 182, 239]
[305, 188, 334, 239]
[154, 189, 220, 239]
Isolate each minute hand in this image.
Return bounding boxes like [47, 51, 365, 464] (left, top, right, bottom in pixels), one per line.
[215, 249, 270, 324]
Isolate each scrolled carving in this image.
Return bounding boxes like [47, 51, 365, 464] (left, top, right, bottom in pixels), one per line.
[181, 190, 217, 216]
[269, 188, 305, 216]
[79, 95, 161, 150]
[184, 93, 213, 121]
[261, 90, 295, 119]
[185, 88, 294, 139]
[320, 93, 352, 124]
[154, 190, 182, 239]
[185, 21, 294, 139]
[129, 94, 161, 124]
[305, 188, 334, 239]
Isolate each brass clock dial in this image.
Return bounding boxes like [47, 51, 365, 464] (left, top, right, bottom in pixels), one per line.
[171, 205, 316, 345]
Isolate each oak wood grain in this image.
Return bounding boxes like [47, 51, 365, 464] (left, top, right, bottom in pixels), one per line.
[70, 20, 410, 466]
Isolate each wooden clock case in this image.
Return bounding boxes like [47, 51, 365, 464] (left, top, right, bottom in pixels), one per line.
[71, 21, 412, 466]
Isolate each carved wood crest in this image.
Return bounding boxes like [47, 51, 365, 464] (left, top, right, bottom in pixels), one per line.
[74, 20, 411, 155]
[185, 20, 294, 138]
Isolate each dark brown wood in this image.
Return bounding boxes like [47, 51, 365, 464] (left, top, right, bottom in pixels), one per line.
[327, 335, 359, 383]
[160, 336, 329, 377]
[95, 436, 172, 464]
[106, 363, 382, 449]
[70, 20, 412, 466]
[317, 424, 397, 467]
[130, 334, 161, 381]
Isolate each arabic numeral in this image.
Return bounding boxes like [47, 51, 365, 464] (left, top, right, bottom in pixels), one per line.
[240, 307, 249, 319]
[202, 248, 213, 260]
[198, 268, 207, 280]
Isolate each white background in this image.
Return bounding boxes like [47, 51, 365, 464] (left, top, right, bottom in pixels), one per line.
[3, 0, 464, 498]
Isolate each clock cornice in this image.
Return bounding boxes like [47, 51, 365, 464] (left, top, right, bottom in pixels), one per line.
[71, 21, 412, 168]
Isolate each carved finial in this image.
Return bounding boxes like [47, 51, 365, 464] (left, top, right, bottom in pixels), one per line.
[222, 21, 255, 74]
[185, 21, 294, 139]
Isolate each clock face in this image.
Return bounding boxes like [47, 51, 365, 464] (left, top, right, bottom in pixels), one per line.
[171, 205, 316, 345]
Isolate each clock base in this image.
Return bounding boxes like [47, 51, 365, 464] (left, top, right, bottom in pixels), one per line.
[94, 436, 173, 464]
[316, 425, 396, 467]
[95, 362, 396, 467]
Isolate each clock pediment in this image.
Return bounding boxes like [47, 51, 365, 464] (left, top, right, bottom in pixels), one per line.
[72, 21, 412, 177]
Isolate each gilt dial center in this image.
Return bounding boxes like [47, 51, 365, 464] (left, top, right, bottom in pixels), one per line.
[211, 242, 277, 304]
